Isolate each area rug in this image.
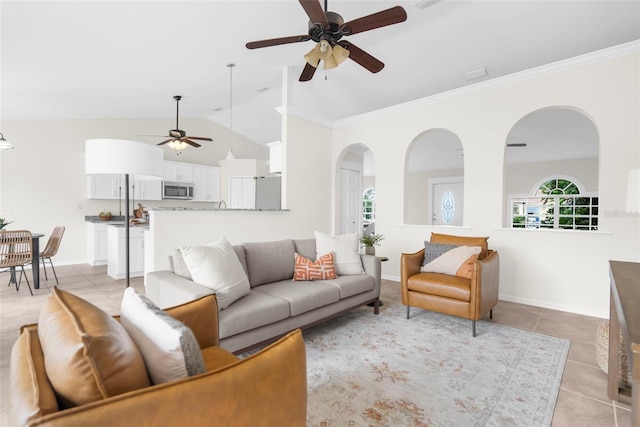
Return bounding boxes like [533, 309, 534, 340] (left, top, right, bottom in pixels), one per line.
[303, 299, 570, 427]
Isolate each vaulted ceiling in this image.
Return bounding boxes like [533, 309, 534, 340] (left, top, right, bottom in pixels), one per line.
[2, 1, 638, 148]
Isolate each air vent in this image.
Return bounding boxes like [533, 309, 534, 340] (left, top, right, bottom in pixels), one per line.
[507, 143, 527, 148]
[415, 0, 441, 9]
[464, 67, 488, 81]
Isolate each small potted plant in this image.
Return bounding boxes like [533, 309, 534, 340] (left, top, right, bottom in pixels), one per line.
[0, 217, 13, 230]
[99, 211, 112, 221]
[360, 233, 384, 255]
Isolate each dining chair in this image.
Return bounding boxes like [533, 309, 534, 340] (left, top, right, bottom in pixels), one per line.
[0, 230, 33, 295]
[40, 225, 65, 285]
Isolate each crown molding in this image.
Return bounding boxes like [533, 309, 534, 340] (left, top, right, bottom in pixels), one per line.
[334, 40, 640, 128]
[275, 104, 334, 129]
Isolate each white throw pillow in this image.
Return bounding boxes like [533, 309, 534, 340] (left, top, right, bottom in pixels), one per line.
[180, 238, 250, 309]
[120, 288, 206, 385]
[314, 230, 364, 276]
[420, 245, 481, 277]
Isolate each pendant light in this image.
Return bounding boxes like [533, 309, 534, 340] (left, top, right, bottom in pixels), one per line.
[0, 133, 15, 150]
[225, 63, 236, 160]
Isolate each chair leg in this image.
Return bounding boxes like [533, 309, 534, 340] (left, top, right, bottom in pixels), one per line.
[406, 305, 410, 319]
[17, 266, 33, 296]
[41, 258, 49, 281]
[48, 258, 59, 285]
[472, 320, 477, 337]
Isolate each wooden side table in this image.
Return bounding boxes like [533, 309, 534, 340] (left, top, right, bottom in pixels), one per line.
[608, 260, 639, 426]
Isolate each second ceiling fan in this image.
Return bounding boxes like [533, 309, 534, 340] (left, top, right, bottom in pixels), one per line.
[156, 95, 213, 150]
[246, 0, 407, 81]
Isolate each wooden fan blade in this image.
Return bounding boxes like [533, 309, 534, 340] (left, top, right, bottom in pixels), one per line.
[342, 6, 407, 36]
[157, 138, 173, 146]
[186, 136, 213, 141]
[299, 0, 329, 28]
[246, 35, 310, 49]
[339, 41, 384, 73]
[183, 139, 202, 148]
[299, 63, 318, 81]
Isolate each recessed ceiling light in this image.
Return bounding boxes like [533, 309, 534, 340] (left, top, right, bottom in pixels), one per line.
[464, 67, 488, 81]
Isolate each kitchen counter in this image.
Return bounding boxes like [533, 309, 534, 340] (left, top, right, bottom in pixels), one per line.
[147, 207, 289, 212]
[84, 216, 149, 228]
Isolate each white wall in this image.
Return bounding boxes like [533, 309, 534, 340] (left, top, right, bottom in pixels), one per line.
[0, 118, 268, 264]
[332, 51, 640, 318]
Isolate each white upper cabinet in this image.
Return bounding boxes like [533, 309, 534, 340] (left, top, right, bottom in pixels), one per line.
[192, 165, 221, 202]
[132, 178, 162, 201]
[87, 174, 121, 199]
[163, 161, 194, 183]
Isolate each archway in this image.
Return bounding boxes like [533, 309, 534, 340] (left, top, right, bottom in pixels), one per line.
[403, 128, 464, 225]
[503, 107, 599, 229]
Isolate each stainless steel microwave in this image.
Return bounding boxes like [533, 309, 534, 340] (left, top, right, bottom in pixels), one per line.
[162, 182, 194, 200]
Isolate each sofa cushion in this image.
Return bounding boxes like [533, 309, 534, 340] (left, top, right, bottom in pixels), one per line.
[314, 231, 364, 276]
[120, 288, 206, 385]
[255, 280, 341, 317]
[37, 287, 150, 408]
[324, 274, 376, 299]
[293, 252, 337, 281]
[430, 232, 489, 259]
[293, 238, 317, 260]
[243, 239, 296, 286]
[420, 245, 481, 279]
[408, 272, 471, 301]
[180, 238, 251, 309]
[218, 291, 291, 339]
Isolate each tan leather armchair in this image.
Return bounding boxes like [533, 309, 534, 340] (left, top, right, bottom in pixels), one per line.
[10, 294, 307, 427]
[401, 233, 500, 336]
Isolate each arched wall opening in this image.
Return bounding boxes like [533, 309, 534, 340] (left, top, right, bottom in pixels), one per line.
[403, 128, 465, 226]
[503, 106, 600, 230]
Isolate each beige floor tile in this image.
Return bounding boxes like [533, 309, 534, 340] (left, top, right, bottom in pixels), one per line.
[551, 389, 615, 426]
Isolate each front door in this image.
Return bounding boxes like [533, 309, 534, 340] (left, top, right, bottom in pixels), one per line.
[432, 180, 463, 226]
[340, 168, 360, 234]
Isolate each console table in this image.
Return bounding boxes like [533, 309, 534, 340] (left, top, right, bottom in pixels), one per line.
[608, 260, 639, 426]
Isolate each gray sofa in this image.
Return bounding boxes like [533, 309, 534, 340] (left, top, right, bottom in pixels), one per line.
[146, 238, 381, 354]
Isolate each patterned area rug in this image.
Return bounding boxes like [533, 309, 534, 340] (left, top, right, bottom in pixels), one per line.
[304, 299, 569, 427]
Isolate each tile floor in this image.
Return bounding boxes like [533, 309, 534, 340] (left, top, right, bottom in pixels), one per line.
[0, 264, 632, 426]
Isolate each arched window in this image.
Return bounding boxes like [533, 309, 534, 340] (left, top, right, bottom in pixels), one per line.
[511, 177, 598, 230]
[363, 187, 375, 225]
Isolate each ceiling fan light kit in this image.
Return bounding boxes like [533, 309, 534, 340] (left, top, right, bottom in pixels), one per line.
[246, 0, 407, 81]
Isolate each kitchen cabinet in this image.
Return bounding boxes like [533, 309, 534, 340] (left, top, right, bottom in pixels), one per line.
[87, 175, 161, 200]
[229, 176, 256, 209]
[163, 161, 194, 183]
[86, 222, 108, 266]
[107, 225, 145, 279]
[132, 178, 162, 201]
[192, 165, 221, 202]
[87, 174, 121, 200]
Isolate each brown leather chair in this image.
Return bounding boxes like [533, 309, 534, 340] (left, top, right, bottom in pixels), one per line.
[10, 294, 307, 427]
[401, 232, 500, 337]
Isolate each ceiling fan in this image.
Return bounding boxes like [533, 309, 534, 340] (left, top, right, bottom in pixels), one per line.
[246, 0, 407, 82]
[155, 95, 213, 149]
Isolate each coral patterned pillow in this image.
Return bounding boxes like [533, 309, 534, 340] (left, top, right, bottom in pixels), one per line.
[293, 252, 337, 281]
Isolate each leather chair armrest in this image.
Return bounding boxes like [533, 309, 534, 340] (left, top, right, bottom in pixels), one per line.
[164, 295, 220, 349]
[28, 330, 307, 427]
[474, 250, 500, 319]
[401, 249, 425, 284]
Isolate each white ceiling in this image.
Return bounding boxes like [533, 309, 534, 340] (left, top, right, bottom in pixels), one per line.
[1, 0, 639, 150]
